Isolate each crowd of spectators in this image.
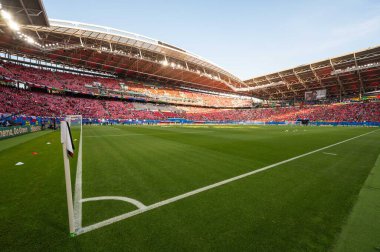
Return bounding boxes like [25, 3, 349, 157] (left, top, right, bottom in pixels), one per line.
[0, 62, 251, 107]
[1, 85, 379, 122]
[185, 103, 380, 122]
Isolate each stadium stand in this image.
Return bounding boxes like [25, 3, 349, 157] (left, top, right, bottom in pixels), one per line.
[0, 62, 252, 108]
[186, 103, 380, 122]
[1, 56, 379, 125]
[1, 84, 379, 123]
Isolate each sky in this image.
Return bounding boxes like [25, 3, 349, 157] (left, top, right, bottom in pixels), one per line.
[43, 0, 380, 80]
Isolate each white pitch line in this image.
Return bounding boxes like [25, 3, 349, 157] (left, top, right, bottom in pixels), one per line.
[73, 124, 83, 231]
[84, 131, 214, 138]
[182, 131, 214, 134]
[77, 129, 379, 235]
[81, 196, 147, 209]
[323, 152, 338, 156]
[84, 133, 144, 138]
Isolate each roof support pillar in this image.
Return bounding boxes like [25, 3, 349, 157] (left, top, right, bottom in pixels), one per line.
[310, 64, 323, 87]
[353, 53, 365, 97]
[293, 69, 307, 89]
[329, 59, 345, 99]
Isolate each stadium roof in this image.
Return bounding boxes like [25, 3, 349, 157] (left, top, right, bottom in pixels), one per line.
[0, 0, 49, 26]
[0, 1, 379, 100]
[244, 46, 380, 100]
[0, 12, 251, 94]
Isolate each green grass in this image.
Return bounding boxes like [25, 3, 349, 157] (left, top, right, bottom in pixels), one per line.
[334, 146, 380, 252]
[0, 125, 379, 251]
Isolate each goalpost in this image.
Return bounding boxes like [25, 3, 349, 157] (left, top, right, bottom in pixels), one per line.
[61, 115, 82, 236]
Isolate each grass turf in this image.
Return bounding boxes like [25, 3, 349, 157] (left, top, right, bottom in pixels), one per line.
[334, 147, 380, 252]
[0, 125, 379, 251]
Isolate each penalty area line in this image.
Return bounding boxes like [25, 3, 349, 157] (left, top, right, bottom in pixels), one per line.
[77, 129, 379, 235]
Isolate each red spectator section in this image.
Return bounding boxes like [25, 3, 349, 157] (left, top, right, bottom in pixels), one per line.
[0, 62, 252, 108]
[1, 85, 379, 122]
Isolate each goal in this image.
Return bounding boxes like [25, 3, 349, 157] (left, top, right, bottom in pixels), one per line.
[66, 115, 83, 132]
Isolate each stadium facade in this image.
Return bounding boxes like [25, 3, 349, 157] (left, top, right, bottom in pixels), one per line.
[0, 0, 379, 128]
[1, 0, 379, 100]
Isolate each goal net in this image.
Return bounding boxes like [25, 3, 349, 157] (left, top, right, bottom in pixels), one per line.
[66, 114, 82, 132]
[66, 115, 82, 149]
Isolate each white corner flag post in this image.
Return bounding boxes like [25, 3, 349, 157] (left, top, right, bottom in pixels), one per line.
[61, 119, 76, 237]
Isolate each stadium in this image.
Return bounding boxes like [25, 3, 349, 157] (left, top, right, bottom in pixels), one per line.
[0, 0, 380, 251]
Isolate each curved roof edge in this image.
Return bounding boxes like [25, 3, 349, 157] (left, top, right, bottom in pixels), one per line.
[244, 45, 380, 82]
[48, 19, 243, 84]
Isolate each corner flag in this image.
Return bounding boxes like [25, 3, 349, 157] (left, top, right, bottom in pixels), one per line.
[61, 120, 76, 235]
[61, 121, 75, 157]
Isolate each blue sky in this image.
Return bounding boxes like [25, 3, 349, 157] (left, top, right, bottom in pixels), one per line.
[43, 0, 380, 80]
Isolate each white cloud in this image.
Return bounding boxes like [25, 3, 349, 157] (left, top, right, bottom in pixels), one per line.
[319, 15, 380, 51]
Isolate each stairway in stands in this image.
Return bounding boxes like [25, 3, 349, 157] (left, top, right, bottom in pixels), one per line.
[100, 100, 111, 117]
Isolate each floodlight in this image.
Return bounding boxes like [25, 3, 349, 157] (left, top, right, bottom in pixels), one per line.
[8, 20, 19, 31]
[26, 37, 35, 44]
[1, 10, 11, 20]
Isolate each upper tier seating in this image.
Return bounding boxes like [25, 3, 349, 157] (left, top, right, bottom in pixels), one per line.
[0, 62, 252, 108]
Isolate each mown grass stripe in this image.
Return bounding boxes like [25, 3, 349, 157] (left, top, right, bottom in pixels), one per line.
[334, 151, 380, 252]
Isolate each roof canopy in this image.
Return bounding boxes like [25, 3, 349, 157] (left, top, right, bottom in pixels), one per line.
[244, 46, 380, 100]
[0, 17, 251, 94]
[0, 0, 49, 26]
[0, 1, 378, 100]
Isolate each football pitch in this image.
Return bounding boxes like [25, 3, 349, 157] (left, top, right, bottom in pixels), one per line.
[1, 125, 380, 251]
